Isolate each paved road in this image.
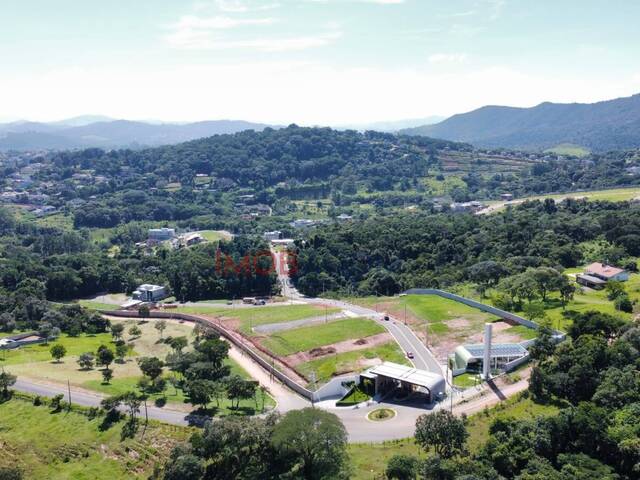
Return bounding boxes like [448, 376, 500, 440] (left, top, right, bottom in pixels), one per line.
[271, 247, 443, 375]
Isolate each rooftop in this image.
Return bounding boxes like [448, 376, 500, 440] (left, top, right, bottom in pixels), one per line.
[367, 362, 446, 393]
[461, 343, 528, 359]
[585, 262, 626, 278]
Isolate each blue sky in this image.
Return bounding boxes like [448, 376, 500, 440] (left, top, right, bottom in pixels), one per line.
[1, 0, 640, 124]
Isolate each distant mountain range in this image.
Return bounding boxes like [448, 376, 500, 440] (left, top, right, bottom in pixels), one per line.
[337, 116, 446, 132]
[0, 118, 272, 150]
[401, 93, 640, 152]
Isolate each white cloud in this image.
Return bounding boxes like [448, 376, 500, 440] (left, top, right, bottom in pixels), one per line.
[5, 63, 640, 126]
[360, 0, 405, 4]
[428, 53, 468, 64]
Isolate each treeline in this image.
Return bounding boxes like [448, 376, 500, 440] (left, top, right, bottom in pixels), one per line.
[292, 199, 640, 296]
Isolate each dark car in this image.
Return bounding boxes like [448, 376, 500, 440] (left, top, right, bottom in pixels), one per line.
[407, 352, 414, 359]
[383, 315, 390, 321]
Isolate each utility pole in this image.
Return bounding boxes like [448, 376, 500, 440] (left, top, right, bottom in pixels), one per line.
[325, 305, 328, 323]
[67, 379, 72, 412]
[310, 371, 317, 407]
[404, 302, 407, 325]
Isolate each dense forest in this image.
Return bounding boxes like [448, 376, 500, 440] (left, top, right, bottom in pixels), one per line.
[292, 199, 640, 297]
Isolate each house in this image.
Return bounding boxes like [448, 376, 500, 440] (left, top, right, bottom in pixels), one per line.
[132, 284, 168, 302]
[271, 238, 295, 247]
[180, 232, 204, 247]
[263, 231, 282, 241]
[148, 228, 176, 242]
[291, 219, 316, 229]
[450, 201, 485, 213]
[576, 263, 629, 289]
[336, 213, 353, 221]
[584, 263, 629, 282]
[500, 193, 514, 201]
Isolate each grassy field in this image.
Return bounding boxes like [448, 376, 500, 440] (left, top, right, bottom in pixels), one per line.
[348, 394, 559, 479]
[0, 397, 191, 480]
[218, 304, 341, 336]
[297, 341, 409, 384]
[78, 300, 121, 311]
[260, 318, 386, 356]
[198, 230, 229, 242]
[544, 143, 590, 157]
[34, 212, 74, 230]
[453, 372, 481, 388]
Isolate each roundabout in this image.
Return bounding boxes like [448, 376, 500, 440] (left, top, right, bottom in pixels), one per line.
[367, 407, 397, 422]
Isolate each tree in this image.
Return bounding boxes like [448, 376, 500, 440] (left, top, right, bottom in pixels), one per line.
[163, 453, 203, 480]
[469, 261, 507, 297]
[129, 324, 142, 338]
[0, 466, 23, 480]
[169, 336, 188, 353]
[96, 345, 115, 369]
[138, 304, 150, 318]
[614, 295, 633, 313]
[592, 366, 640, 409]
[138, 356, 164, 381]
[49, 344, 66, 363]
[110, 323, 125, 342]
[559, 280, 576, 310]
[606, 280, 626, 300]
[386, 454, 420, 480]
[567, 311, 625, 340]
[528, 326, 556, 362]
[154, 320, 167, 339]
[0, 370, 17, 398]
[102, 368, 114, 384]
[523, 302, 546, 322]
[77, 352, 95, 370]
[272, 408, 349, 480]
[115, 343, 128, 363]
[184, 379, 214, 410]
[529, 267, 564, 302]
[415, 410, 468, 458]
[225, 375, 256, 410]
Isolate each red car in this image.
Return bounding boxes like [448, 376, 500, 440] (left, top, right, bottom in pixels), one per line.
[406, 352, 414, 359]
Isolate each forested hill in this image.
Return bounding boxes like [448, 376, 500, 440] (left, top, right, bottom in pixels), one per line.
[49, 125, 469, 190]
[401, 93, 640, 152]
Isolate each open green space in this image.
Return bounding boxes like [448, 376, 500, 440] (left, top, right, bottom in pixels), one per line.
[260, 317, 386, 356]
[453, 372, 481, 388]
[78, 300, 121, 311]
[0, 333, 114, 366]
[198, 230, 227, 242]
[297, 341, 409, 384]
[336, 385, 371, 406]
[544, 143, 590, 157]
[0, 397, 191, 480]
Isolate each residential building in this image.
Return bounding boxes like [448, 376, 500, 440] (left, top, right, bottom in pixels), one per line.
[576, 262, 629, 289]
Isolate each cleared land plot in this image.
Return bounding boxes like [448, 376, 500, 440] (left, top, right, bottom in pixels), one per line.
[296, 341, 409, 384]
[258, 317, 386, 356]
[198, 229, 231, 241]
[0, 397, 191, 480]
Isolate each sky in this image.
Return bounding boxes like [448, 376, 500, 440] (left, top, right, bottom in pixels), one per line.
[1, 0, 640, 125]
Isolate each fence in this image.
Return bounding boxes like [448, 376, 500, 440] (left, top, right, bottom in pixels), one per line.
[101, 310, 315, 401]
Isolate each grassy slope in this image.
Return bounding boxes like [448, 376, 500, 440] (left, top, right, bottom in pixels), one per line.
[297, 341, 409, 384]
[260, 318, 386, 356]
[0, 398, 191, 480]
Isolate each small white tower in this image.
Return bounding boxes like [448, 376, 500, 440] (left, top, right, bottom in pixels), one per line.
[482, 323, 492, 379]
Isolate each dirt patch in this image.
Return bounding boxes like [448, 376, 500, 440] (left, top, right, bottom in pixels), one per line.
[447, 317, 472, 330]
[283, 332, 393, 366]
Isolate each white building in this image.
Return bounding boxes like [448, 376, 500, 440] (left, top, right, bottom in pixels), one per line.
[132, 284, 168, 302]
[148, 228, 176, 242]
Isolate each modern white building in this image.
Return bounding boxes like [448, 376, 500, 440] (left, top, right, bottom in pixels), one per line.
[132, 284, 168, 302]
[263, 230, 282, 241]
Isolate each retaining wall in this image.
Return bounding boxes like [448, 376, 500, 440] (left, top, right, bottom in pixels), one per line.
[101, 310, 315, 401]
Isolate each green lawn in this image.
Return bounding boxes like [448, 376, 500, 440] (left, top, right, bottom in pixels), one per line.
[453, 372, 481, 388]
[198, 230, 228, 242]
[0, 333, 113, 366]
[297, 341, 409, 384]
[0, 397, 191, 480]
[544, 143, 590, 157]
[78, 300, 121, 311]
[260, 318, 386, 356]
